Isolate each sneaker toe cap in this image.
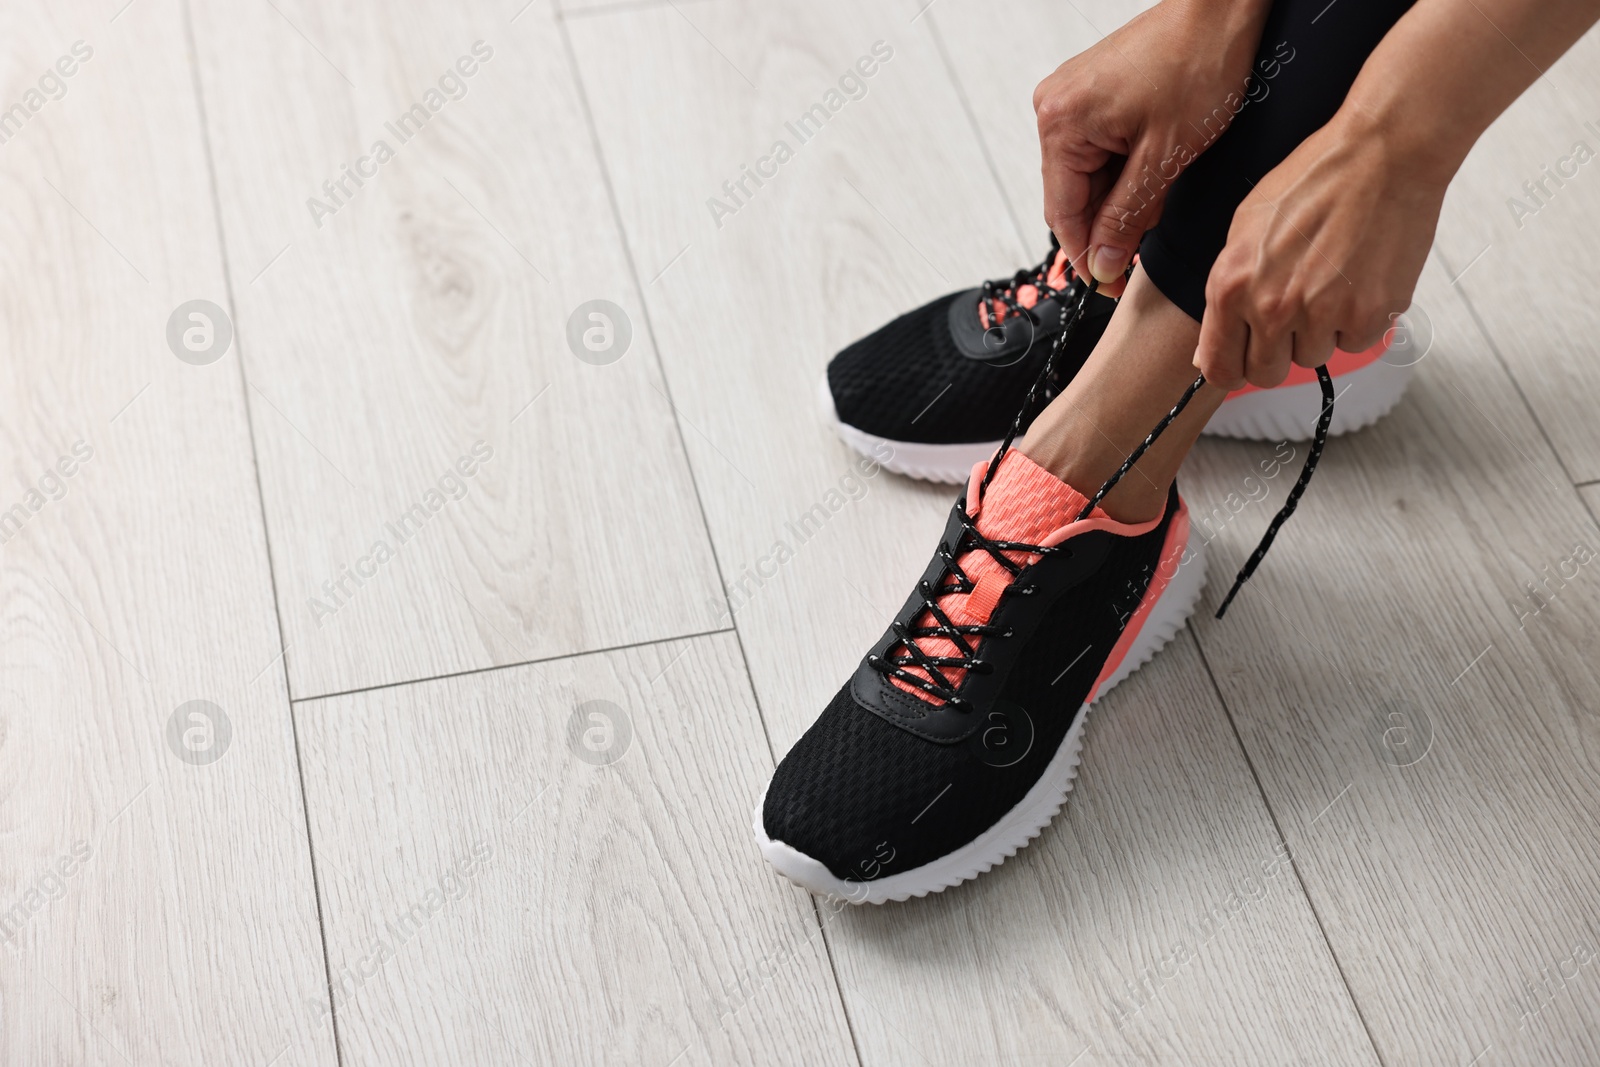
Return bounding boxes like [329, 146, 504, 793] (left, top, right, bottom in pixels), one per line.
[759, 683, 987, 883]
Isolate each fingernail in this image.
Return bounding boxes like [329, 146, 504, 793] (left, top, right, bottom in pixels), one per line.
[1089, 246, 1130, 283]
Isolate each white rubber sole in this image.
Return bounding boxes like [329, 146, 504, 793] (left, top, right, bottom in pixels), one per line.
[1200, 356, 1415, 440]
[821, 355, 1414, 484]
[821, 377, 994, 484]
[754, 537, 1208, 905]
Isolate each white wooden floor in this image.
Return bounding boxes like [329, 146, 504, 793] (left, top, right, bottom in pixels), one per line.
[4, 1, 1599, 1064]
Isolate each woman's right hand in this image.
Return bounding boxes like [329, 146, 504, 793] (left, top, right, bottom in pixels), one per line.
[1034, 0, 1274, 294]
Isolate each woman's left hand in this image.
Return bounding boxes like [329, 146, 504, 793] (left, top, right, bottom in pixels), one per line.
[1193, 110, 1448, 390]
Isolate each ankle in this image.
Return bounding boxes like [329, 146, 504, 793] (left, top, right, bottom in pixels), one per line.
[1018, 439, 1170, 524]
[1089, 478, 1172, 525]
[1014, 266, 1221, 524]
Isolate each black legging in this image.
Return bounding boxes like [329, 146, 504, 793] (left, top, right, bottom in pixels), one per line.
[1138, 0, 1417, 321]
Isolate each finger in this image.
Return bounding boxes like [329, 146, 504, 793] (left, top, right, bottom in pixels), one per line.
[1294, 325, 1336, 370]
[1075, 168, 1123, 291]
[1096, 269, 1130, 299]
[1333, 317, 1389, 356]
[1244, 317, 1293, 389]
[1195, 298, 1250, 391]
[1042, 154, 1095, 277]
[1086, 145, 1176, 284]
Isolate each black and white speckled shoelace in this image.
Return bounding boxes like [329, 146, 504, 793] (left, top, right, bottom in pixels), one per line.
[979, 278, 1335, 620]
[976, 233, 1081, 330]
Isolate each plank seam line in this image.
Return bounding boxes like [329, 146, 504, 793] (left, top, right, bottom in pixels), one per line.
[552, 10, 774, 781]
[292, 625, 739, 706]
[1435, 246, 1581, 490]
[554, 12, 863, 1065]
[921, 7, 1031, 254]
[179, 4, 347, 1063]
[1186, 624, 1389, 1067]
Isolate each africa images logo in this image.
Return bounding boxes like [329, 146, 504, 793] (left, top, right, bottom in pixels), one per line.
[305, 41, 495, 229]
[307, 441, 494, 627]
[0, 40, 93, 148]
[704, 40, 895, 229]
[166, 700, 232, 766]
[567, 700, 633, 767]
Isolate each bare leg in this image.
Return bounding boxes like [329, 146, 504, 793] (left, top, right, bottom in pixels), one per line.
[1020, 266, 1225, 523]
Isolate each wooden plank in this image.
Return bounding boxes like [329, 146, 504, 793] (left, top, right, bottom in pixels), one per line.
[566, 3, 1377, 1062]
[1434, 26, 1600, 482]
[294, 633, 857, 1066]
[565, 0, 1028, 761]
[1182, 257, 1600, 1064]
[187, 0, 725, 700]
[0, 2, 335, 1063]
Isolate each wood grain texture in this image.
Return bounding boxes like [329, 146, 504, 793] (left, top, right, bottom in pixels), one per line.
[566, 3, 1376, 1063]
[1182, 258, 1600, 1065]
[1432, 25, 1600, 482]
[0, 2, 335, 1063]
[187, 0, 725, 700]
[565, 0, 1026, 761]
[294, 632, 856, 1066]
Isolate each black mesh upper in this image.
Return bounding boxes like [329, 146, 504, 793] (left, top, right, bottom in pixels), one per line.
[826, 291, 1112, 445]
[763, 492, 1174, 882]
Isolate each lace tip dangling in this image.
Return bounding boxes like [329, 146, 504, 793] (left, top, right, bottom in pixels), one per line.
[1213, 365, 1336, 620]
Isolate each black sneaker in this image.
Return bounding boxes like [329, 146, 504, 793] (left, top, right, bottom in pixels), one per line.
[822, 237, 1117, 482]
[755, 449, 1205, 902]
[765, 289, 1337, 902]
[823, 240, 1412, 482]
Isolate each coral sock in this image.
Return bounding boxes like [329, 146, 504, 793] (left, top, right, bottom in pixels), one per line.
[893, 451, 1103, 700]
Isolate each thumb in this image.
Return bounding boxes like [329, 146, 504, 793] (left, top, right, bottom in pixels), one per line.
[1085, 147, 1174, 284]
